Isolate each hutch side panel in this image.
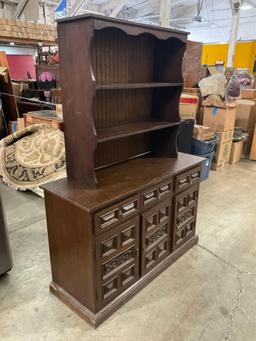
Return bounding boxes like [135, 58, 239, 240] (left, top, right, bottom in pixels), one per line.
[44, 192, 97, 312]
[58, 19, 97, 186]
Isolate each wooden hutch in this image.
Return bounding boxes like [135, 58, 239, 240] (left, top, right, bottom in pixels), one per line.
[42, 14, 204, 327]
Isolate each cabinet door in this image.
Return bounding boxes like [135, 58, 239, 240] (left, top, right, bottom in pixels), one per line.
[141, 200, 171, 275]
[172, 184, 199, 251]
[95, 217, 140, 308]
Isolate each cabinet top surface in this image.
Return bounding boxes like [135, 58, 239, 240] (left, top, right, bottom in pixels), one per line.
[57, 13, 188, 36]
[42, 153, 204, 213]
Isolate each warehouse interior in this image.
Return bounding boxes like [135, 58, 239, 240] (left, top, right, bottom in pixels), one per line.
[0, 1, 256, 341]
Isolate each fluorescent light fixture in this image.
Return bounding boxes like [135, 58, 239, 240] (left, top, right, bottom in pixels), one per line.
[241, 3, 253, 10]
[9, 42, 15, 45]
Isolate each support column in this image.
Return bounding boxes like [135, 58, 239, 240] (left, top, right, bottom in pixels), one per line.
[227, 0, 241, 67]
[160, 0, 171, 27]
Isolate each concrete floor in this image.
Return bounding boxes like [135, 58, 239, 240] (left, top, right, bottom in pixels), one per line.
[0, 160, 256, 341]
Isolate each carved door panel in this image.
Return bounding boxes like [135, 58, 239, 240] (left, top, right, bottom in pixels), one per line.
[141, 200, 171, 275]
[95, 217, 140, 308]
[172, 184, 199, 251]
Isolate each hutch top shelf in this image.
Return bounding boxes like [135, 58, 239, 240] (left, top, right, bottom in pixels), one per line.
[58, 13, 188, 40]
[57, 14, 188, 187]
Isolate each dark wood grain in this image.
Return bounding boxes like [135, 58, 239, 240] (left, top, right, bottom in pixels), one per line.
[44, 192, 97, 312]
[97, 121, 180, 143]
[42, 153, 204, 212]
[58, 13, 188, 42]
[43, 15, 204, 328]
[57, 15, 188, 181]
[96, 83, 184, 90]
[57, 19, 97, 186]
[49, 235, 199, 327]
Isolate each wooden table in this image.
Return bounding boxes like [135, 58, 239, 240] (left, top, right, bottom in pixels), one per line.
[23, 110, 63, 131]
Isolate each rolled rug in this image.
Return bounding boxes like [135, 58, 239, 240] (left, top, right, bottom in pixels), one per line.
[0, 124, 66, 191]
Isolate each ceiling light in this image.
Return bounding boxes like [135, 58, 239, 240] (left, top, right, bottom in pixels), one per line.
[241, 3, 253, 10]
[9, 42, 15, 46]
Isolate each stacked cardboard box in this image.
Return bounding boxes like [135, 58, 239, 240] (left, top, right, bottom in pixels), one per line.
[241, 89, 256, 100]
[179, 93, 199, 120]
[235, 99, 256, 156]
[203, 104, 236, 171]
[230, 140, 245, 165]
[183, 88, 203, 123]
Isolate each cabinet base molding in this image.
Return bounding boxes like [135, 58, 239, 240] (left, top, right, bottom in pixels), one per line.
[50, 235, 198, 328]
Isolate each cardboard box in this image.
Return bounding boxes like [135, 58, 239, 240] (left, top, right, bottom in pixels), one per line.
[241, 89, 256, 100]
[183, 88, 201, 95]
[17, 118, 25, 131]
[179, 94, 199, 120]
[193, 124, 215, 141]
[203, 105, 236, 132]
[211, 130, 233, 171]
[211, 158, 230, 171]
[230, 141, 244, 164]
[183, 88, 203, 124]
[235, 99, 256, 131]
[244, 128, 255, 156]
[250, 126, 256, 160]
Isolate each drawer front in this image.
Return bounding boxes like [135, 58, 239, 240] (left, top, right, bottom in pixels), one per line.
[174, 220, 196, 250]
[96, 218, 140, 307]
[174, 184, 199, 216]
[94, 194, 140, 233]
[172, 185, 199, 251]
[141, 200, 171, 274]
[141, 179, 173, 209]
[175, 166, 201, 193]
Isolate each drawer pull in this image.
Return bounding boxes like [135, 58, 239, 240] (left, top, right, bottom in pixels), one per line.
[145, 192, 155, 199]
[100, 210, 119, 227]
[178, 177, 189, 187]
[122, 202, 135, 212]
[191, 172, 199, 179]
[160, 184, 169, 192]
[143, 190, 158, 205]
[102, 211, 117, 222]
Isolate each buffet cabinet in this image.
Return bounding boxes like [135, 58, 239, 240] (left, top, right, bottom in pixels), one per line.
[42, 14, 204, 327]
[43, 159, 202, 327]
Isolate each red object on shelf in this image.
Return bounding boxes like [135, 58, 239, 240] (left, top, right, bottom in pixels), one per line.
[179, 97, 198, 104]
[6, 54, 36, 80]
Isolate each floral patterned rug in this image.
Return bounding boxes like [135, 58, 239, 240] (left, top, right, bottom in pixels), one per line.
[0, 124, 66, 190]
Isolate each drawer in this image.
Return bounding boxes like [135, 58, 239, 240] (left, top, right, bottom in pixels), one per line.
[96, 217, 139, 265]
[94, 194, 140, 233]
[141, 179, 173, 209]
[173, 220, 196, 251]
[143, 239, 169, 274]
[96, 218, 140, 307]
[100, 260, 138, 305]
[176, 205, 196, 230]
[141, 200, 171, 275]
[175, 166, 201, 193]
[141, 199, 171, 236]
[174, 184, 199, 216]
